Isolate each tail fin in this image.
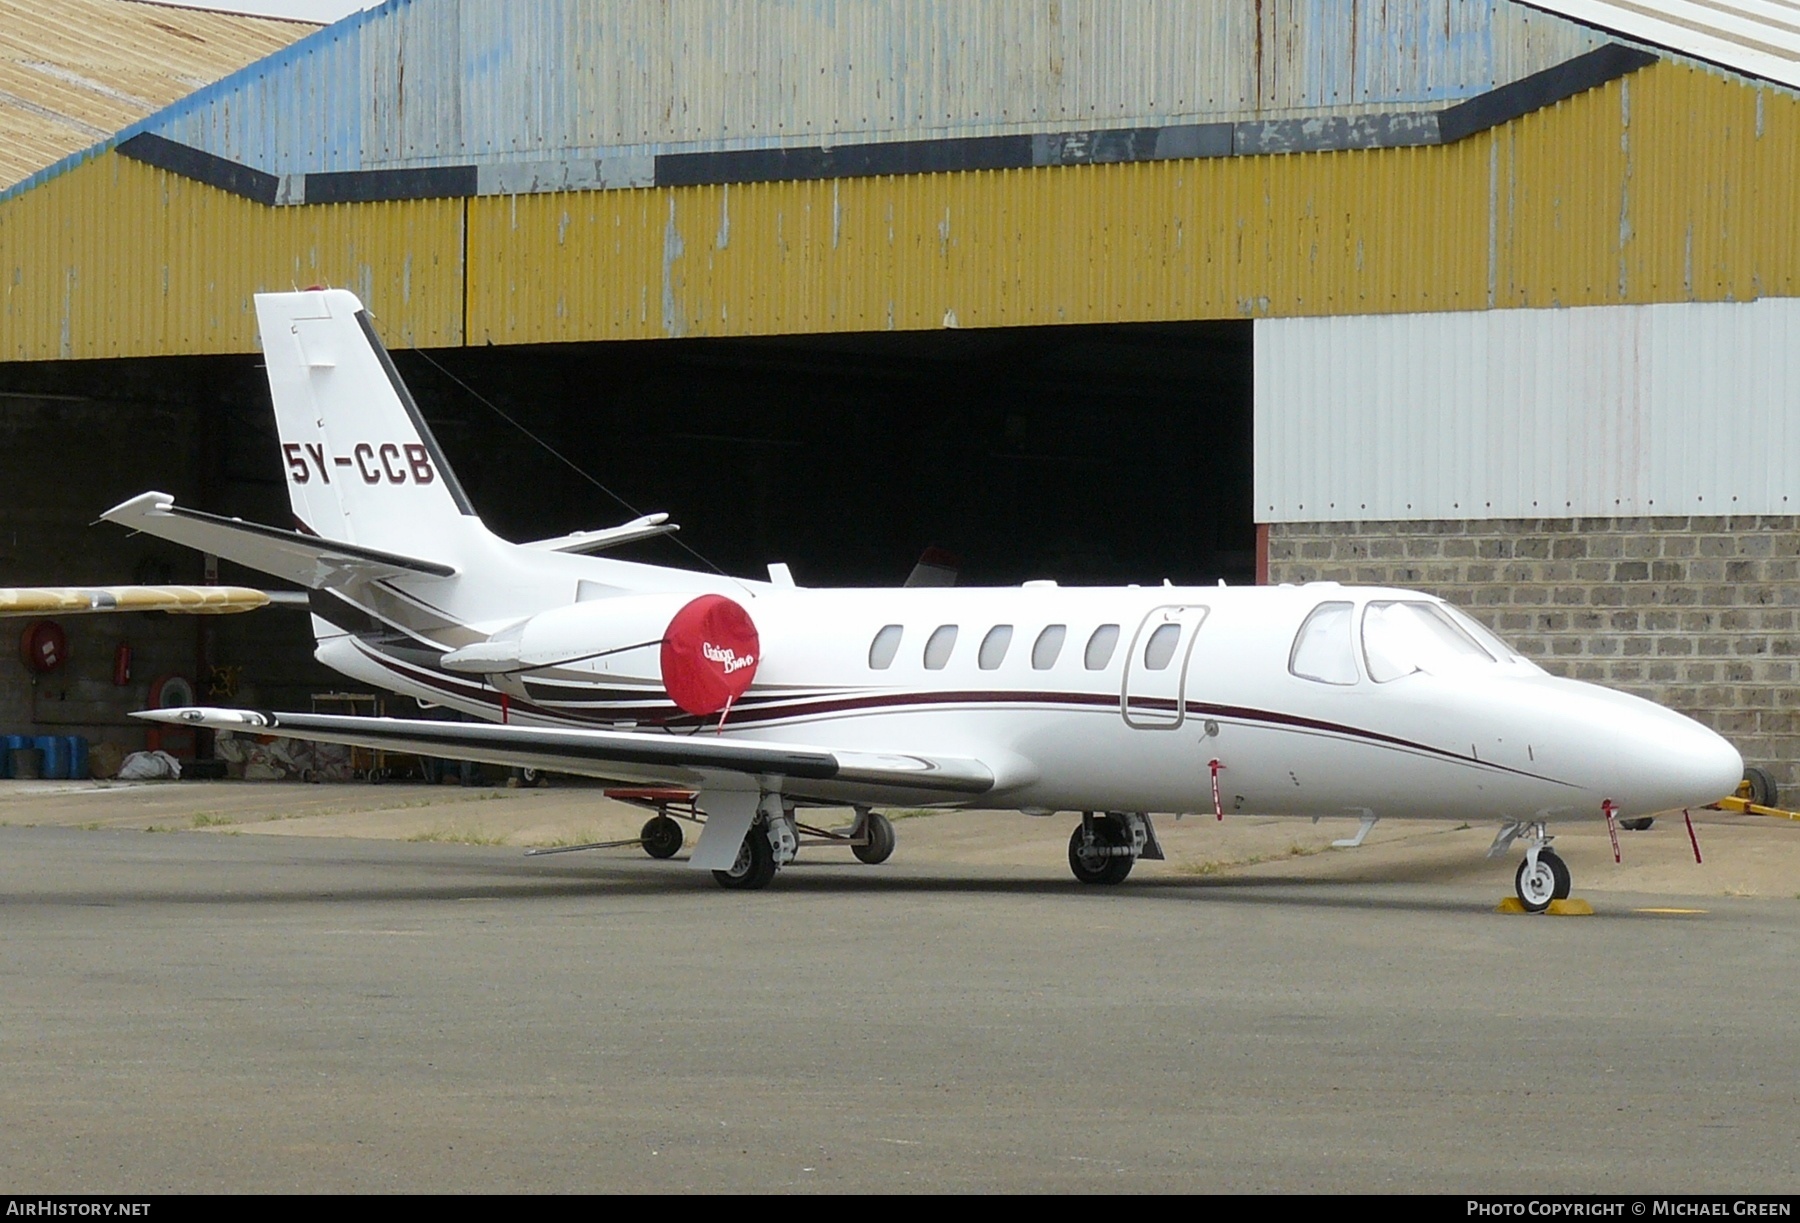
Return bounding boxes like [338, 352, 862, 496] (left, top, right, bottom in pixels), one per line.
[257, 289, 474, 553]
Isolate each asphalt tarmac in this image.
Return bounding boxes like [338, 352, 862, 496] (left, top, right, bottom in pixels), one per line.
[1, 795, 1797, 1193]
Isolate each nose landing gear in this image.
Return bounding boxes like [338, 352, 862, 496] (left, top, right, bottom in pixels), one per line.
[1491, 820, 1573, 913]
[1513, 846, 1572, 913]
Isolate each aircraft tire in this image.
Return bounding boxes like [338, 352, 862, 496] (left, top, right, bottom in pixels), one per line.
[1542, 848, 1572, 900]
[1514, 850, 1570, 912]
[1068, 819, 1134, 886]
[852, 811, 896, 865]
[641, 815, 684, 859]
[713, 823, 777, 890]
[1743, 766, 1778, 809]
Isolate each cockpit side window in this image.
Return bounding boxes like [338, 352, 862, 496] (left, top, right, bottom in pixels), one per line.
[1441, 603, 1530, 665]
[1289, 601, 1359, 685]
[1362, 600, 1498, 683]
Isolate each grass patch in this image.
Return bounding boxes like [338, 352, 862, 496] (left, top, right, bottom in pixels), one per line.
[258, 791, 511, 824]
[406, 826, 510, 847]
[191, 812, 236, 828]
[1175, 842, 1323, 877]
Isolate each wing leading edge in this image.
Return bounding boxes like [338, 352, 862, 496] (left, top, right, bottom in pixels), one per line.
[101, 492, 455, 588]
[133, 707, 996, 805]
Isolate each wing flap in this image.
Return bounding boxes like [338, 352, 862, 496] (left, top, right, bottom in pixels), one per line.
[102, 492, 456, 588]
[133, 708, 995, 802]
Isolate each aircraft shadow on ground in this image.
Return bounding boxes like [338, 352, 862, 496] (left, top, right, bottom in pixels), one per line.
[2, 850, 1543, 917]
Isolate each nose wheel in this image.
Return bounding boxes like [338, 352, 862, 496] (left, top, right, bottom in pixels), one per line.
[1513, 847, 1572, 913]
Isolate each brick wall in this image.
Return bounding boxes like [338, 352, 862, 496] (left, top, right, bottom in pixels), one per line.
[1266, 516, 1799, 792]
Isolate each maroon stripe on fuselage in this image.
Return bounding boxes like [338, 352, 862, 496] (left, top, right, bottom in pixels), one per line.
[351, 640, 1572, 787]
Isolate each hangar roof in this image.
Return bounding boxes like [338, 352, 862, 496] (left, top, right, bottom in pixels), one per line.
[0, 0, 318, 191]
[1523, 1, 1800, 89]
[31, 0, 1625, 205]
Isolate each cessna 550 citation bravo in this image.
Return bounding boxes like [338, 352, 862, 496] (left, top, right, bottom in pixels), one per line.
[113, 289, 1742, 908]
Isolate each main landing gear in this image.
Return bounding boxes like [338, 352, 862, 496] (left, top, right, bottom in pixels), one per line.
[1067, 812, 1164, 886]
[713, 813, 787, 890]
[712, 805, 896, 890]
[523, 791, 898, 888]
[1491, 820, 1573, 913]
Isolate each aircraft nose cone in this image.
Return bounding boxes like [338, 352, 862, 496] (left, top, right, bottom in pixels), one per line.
[1610, 705, 1743, 815]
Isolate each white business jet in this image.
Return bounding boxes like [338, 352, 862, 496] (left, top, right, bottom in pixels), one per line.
[113, 289, 1742, 909]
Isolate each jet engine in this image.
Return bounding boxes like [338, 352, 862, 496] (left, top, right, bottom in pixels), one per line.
[441, 592, 760, 715]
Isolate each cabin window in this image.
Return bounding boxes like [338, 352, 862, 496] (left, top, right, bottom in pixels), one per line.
[978, 625, 1013, 670]
[1362, 600, 1497, 683]
[923, 625, 959, 670]
[868, 624, 903, 669]
[1142, 623, 1181, 670]
[1289, 601, 1358, 685]
[1031, 625, 1067, 670]
[1084, 624, 1120, 670]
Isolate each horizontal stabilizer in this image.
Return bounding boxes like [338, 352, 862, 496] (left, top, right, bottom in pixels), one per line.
[522, 513, 679, 555]
[134, 707, 996, 803]
[0, 585, 269, 616]
[101, 492, 456, 589]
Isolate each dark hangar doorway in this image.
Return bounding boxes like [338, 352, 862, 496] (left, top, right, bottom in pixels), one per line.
[402, 320, 1254, 589]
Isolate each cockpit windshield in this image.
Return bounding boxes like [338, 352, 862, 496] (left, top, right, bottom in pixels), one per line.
[1361, 600, 1505, 682]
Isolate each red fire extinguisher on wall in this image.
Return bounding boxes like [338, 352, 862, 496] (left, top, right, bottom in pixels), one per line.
[113, 642, 132, 687]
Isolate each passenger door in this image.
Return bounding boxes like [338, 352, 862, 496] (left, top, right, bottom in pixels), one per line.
[1121, 605, 1209, 729]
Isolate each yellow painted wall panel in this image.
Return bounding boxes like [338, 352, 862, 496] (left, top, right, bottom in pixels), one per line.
[469, 139, 1502, 346]
[0, 152, 464, 361]
[468, 61, 1796, 345]
[0, 59, 1795, 361]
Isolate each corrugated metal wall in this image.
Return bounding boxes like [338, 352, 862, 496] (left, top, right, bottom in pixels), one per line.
[1, 58, 1795, 360]
[141, 0, 1605, 174]
[468, 59, 1800, 344]
[0, 154, 463, 359]
[1254, 297, 1800, 522]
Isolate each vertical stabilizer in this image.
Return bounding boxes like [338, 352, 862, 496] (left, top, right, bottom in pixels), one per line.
[256, 289, 474, 552]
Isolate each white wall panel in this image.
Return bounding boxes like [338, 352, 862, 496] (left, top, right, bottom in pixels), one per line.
[1254, 298, 1800, 522]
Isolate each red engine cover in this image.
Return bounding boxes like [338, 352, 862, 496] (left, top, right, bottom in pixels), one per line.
[660, 594, 760, 716]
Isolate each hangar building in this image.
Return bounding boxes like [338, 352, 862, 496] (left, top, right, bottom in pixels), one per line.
[0, 0, 1796, 786]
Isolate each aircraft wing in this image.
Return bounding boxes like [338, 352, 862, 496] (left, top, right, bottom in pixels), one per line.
[133, 707, 996, 804]
[101, 492, 456, 588]
[0, 585, 269, 616]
